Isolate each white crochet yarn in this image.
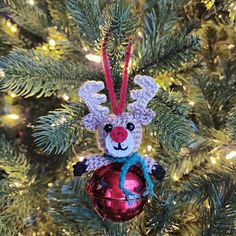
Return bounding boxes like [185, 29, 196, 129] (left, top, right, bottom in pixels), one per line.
[105, 130, 134, 157]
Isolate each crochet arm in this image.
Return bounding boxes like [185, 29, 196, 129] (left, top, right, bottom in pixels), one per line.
[73, 155, 111, 176]
[142, 156, 166, 182]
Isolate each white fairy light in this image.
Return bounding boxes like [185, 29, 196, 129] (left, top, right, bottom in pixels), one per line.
[6, 21, 11, 27]
[10, 25, 17, 32]
[225, 151, 236, 160]
[147, 145, 152, 152]
[27, 0, 35, 5]
[0, 69, 5, 77]
[210, 157, 217, 165]
[8, 114, 19, 120]
[79, 156, 85, 161]
[10, 92, 16, 98]
[86, 54, 101, 63]
[62, 94, 70, 101]
[49, 39, 56, 46]
[173, 173, 179, 181]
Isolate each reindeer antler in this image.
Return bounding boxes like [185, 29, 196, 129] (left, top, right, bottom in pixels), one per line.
[128, 75, 158, 125]
[79, 81, 109, 130]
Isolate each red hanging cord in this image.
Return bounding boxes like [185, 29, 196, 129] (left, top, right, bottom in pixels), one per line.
[101, 35, 132, 115]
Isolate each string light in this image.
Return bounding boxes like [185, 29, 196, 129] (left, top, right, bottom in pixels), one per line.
[0, 69, 5, 77]
[48, 183, 53, 187]
[86, 54, 101, 63]
[225, 151, 236, 160]
[7, 114, 19, 120]
[49, 39, 56, 47]
[228, 44, 235, 49]
[138, 31, 142, 37]
[210, 156, 217, 165]
[147, 145, 153, 152]
[83, 46, 88, 52]
[79, 156, 85, 161]
[26, 0, 35, 5]
[6, 21, 11, 27]
[62, 94, 70, 101]
[173, 173, 179, 181]
[10, 25, 18, 32]
[9, 92, 17, 98]
[189, 101, 195, 106]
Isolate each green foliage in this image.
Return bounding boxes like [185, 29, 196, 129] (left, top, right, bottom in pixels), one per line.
[66, 0, 101, 45]
[226, 108, 236, 141]
[0, 0, 49, 39]
[0, 135, 28, 181]
[102, 0, 139, 71]
[149, 90, 194, 152]
[131, 1, 200, 76]
[0, 48, 96, 97]
[34, 103, 86, 155]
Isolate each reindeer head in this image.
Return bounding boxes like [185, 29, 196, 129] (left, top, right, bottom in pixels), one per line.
[79, 75, 158, 157]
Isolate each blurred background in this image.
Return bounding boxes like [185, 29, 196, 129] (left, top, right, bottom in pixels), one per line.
[0, 0, 235, 235]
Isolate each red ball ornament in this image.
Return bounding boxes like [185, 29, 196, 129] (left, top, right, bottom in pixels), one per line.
[86, 163, 148, 222]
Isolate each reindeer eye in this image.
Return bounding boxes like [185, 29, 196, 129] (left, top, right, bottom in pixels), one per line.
[104, 124, 113, 133]
[126, 122, 135, 131]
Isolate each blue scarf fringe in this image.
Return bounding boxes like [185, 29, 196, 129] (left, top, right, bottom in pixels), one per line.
[105, 152, 154, 206]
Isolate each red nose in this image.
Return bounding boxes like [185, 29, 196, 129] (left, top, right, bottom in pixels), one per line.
[110, 126, 128, 143]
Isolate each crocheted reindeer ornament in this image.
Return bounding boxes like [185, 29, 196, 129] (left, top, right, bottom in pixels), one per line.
[73, 37, 165, 205]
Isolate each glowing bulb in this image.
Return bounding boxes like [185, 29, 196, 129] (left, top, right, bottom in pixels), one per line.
[79, 156, 85, 161]
[62, 94, 70, 101]
[10, 92, 16, 98]
[228, 44, 235, 49]
[147, 145, 152, 152]
[48, 183, 53, 187]
[27, 0, 34, 5]
[138, 31, 142, 37]
[189, 101, 195, 106]
[225, 151, 236, 159]
[8, 114, 19, 120]
[86, 54, 101, 63]
[10, 25, 17, 32]
[173, 174, 179, 181]
[83, 46, 88, 52]
[49, 39, 56, 46]
[7, 21, 12, 27]
[210, 157, 217, 165]
[0, 69, 5, 77]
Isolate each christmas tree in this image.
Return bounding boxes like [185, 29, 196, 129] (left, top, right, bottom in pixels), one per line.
[0, 0, 236, 235]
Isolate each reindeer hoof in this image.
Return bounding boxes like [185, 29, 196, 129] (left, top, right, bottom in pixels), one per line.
[152, 164, 166, 182]
[73, 160, 87, 176]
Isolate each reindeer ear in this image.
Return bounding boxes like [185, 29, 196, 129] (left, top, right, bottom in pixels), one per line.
[128, 75, 158, 125]
[79, 81, 109, 131]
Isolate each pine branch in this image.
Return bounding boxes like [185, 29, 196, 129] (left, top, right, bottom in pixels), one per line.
[0, 135, 28, 180]
[226, 108, 236, 141]
[34, 103, 86, 155]
[131, 1, 200, 75]
[101, 0, 139, 71]
[0, 48, 97, 97]
[143, 189, 181, 235]
[149, 91, 195, 152]
[0, 0, 49, 40]
[66, 0, 101, 45]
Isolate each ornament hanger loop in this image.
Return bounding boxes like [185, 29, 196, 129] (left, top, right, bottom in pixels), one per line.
[101, 34, 132, 115]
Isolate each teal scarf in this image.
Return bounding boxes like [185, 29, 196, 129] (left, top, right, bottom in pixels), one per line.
[105, 152, 154, 206]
